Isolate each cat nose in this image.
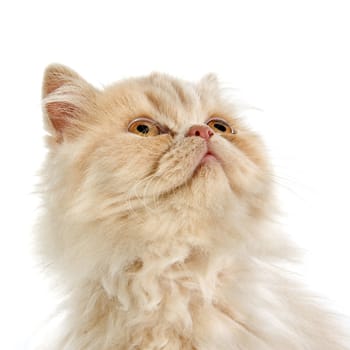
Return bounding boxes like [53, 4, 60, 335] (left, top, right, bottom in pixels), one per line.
[186, 124, 214, 140]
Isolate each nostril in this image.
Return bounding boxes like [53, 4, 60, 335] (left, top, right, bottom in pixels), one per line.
[187, 125, 214, 140]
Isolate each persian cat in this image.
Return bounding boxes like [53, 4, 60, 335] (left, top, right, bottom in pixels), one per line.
[37, 64, 348, 349]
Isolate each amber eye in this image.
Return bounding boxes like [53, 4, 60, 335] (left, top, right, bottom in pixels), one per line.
[206, 118, 235, 134]
[128, 118, 161, 137]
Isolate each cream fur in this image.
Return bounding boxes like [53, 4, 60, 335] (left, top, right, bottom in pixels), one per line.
[37, 64, 349, 349]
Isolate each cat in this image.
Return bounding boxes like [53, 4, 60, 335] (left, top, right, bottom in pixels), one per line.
[37, 64, 349, 349]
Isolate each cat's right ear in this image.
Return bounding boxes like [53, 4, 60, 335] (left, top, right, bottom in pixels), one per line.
[42, 64, 97, 143]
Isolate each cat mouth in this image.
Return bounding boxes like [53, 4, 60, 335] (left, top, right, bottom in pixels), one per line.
[200, 151, 218, 164]
[196, 143, 222, 170]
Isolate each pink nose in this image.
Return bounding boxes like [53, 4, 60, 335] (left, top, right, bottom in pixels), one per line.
[186, 125, 214, 140]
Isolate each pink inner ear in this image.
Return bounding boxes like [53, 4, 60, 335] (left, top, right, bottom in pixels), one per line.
[46, 101, 78, 134]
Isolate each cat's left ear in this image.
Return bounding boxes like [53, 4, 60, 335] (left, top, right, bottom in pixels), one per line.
[42, 64, 97, 142]
[198, 73, 219, 89]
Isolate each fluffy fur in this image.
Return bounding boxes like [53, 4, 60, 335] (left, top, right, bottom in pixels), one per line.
[37, 64, 349, 349]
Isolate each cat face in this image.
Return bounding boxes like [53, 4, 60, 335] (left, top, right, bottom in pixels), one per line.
[42, 65, 271, 225]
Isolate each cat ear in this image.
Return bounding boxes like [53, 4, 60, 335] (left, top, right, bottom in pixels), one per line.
[42, 64, 97, 142]
[198, 73, 219, 90]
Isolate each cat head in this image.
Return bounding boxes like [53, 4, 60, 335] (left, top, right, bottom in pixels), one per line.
[41, 64, 272, 231]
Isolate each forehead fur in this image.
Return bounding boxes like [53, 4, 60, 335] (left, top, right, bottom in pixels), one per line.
[97, 72, 227, 132]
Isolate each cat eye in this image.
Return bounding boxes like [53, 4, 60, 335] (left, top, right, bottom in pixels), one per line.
[206, 118, 236, 135]
[128, 118, 162, 137]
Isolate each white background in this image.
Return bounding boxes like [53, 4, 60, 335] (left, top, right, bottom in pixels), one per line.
[1, 1, 349, 349]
